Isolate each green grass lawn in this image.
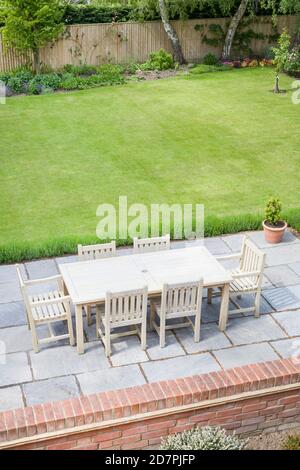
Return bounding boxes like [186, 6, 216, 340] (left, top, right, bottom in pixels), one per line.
[1, 67, 300, 262]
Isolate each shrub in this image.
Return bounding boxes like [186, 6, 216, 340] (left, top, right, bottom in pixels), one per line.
[97, 64, 125, 80]
[265, 197, 282, 226]
[27, 73, 63, 94]
[202, 53, 219, 66]
[190, 64, 232, 74]
[143, 49, 175, 71]
[283, 435, 300, 450]
[62, 64, 98, 76]
[272, 30, 300, 73]
[161, 426, 246, 450]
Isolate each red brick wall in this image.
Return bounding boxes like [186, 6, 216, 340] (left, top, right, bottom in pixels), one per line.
[1, 358, 300, 450]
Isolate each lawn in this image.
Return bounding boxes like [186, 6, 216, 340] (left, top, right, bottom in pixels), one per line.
[1, 67, 300, 262]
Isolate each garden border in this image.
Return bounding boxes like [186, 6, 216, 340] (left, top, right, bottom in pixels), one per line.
[0, 357, 300, 450]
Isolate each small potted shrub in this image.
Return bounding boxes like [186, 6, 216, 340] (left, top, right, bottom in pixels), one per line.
[263, 197, 287, 244]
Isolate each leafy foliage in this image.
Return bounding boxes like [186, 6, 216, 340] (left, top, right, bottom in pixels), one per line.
[265, 197, 282, 226]
[141, 49, 175, 70]
[283, 434, 300, 450]
[202, 52, 219, 65]
[272, 30, 300, 73]
[161, 426, 246, 450]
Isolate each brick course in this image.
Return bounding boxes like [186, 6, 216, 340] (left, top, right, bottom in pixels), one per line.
[0, 357, 299, 450]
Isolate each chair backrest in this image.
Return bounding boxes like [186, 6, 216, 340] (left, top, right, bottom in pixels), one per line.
[78, 241, 116, 261]
[105, 287, 148, 326]
[15, 264, 32, 322]
[239, 237, 266, 282]
[161, 280, 203, 317]
[133, 234, 170, 254]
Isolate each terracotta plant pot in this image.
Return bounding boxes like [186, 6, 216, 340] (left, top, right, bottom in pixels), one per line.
[263, 220, 287, 244]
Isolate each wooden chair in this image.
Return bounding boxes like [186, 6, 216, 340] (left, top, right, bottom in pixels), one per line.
[78, 241, 116, 325]
[78, 241, 116, 261]
[133, 234, 170, 253]
[16, 265, 75, 353]
[207, 236, 266, 319]
[96, 287, 148, 357]
[150, 280, 204, 348]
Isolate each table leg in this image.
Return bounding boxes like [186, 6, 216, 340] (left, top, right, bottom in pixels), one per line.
[75, 305, 84, 354]
[219, 283, 230, 332]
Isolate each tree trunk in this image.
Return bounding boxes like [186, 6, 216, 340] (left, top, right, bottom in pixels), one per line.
[274, 74, 280, 94]
[33, 49, 40, 74]
[222, 0, 249, 60]
[158, 0, 185, 64]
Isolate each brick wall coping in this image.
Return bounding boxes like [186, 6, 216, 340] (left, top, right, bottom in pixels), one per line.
[1, 357, 300, 449]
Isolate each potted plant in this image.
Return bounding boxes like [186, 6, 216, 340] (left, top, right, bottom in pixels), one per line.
[263, 197, 287, 244]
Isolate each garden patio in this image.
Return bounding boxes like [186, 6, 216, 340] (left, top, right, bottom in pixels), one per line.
[1, 230, 300, 414]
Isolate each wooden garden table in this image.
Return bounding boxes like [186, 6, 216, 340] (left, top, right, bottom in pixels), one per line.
[59, 246, 233, 354]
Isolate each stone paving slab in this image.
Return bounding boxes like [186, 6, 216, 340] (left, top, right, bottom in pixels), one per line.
[263, 285, 300, 311]
[289, 262, 300, 277]
[231, 293, 273, 314]
[0, 386, 24, 411]
[30, 341, 110, 380]
[203, 237, 232, 255]
[264, 244, 300, 267]
[0, 325, 33, 353]
[23, 376, 80, 406]
[247, 230, 299, 249]
[271, 338, 300, 359]
[110, 335, 149, 367]
[176, 323, 231, 354]
[213, 343, 279, 369]
[271, 310, 300, 336]
[0, 264, 27, 283]
[264, 265, 300, 288]
[225, 315, 286, 346]
[55, 255, 78, 265]
[77, 364, 146, 395]
[141, 353, 221, 382]
[0, 302, 27, 328]
[147, 331, 185, 360]
[221, 234, 245, 252]
[0, 352, 32, 387]
[25, 259, 58, 279]
[0, 282, 22, 304]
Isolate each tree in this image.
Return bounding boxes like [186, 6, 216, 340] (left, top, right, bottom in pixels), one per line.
[158, 0, 184, 64]
[222, 0, 249, 60]
[1, 0, 65, 73]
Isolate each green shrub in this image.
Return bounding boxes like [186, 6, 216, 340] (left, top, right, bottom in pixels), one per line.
[27, 73, 63, 94]
[62, 64, 98, 76]
[283, 435, 300, 450]
[97, 64, 125, 79]
[161, 426, 246, 450]
[143, 49, 175, 71]
[265, 197, 282, 226]
[60, 74, 79, 90]
[202, 53, 219, 65]
[272, 30, 300, 74]
[125, 62, 141, 74]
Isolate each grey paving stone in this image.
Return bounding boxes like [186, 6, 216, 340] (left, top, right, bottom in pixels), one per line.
[0, 302, 27, 328]
[202, 298, 239, 323]
[30, 341, 110, 380]
[142, 353, 220, 382]
[213, 343, 279, 369]
[289, 262, 300, 277]
[262, 285, 300, 311]
[176, 323, 231, 353]
[221, 234, 245, 252]
[230, 293, 273, 316]
[25, 259, 58, 280]
[264, 245, 300, 267]
[265, 265, 300, 287]
[203, 237, 232, 255]
[0, 352, 32, 386]
[147, 331, 185, 360]
[0, 325, 33, 353]
[56, 255, 78, 265]
[77, 364, 146, 395]
[225, 315, 286, 345]
[0, 386, 24, 411]
[247, 230, 299, 249]
[110, 335, 149, 367]
[23, 376, 80, 406]
[0, 264, 27, 283]
[0, 281, 22, 303]
[272, 310, 300, 336]
[271, 338, 300, 359]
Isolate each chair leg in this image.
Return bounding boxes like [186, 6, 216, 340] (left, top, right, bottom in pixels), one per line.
[160, 315, 166, 348]
[96, 305, 101, 338]
[104, 323, 111, 357]
[86, 305, 92, 326]
[67, 314, 75, 346]
[194, 312, 201, 343]
[207, 288, 212, 304]
[141, 318, 147, 351]
[31, 323, 39, 353]
[150, 301, 155, 331]
[254, 290, 261, 318]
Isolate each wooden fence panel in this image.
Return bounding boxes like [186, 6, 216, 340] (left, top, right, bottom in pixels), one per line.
[0, 16, 297, 72]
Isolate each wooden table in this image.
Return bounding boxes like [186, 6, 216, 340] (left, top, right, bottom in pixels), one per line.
[59, 246, 233, 354]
